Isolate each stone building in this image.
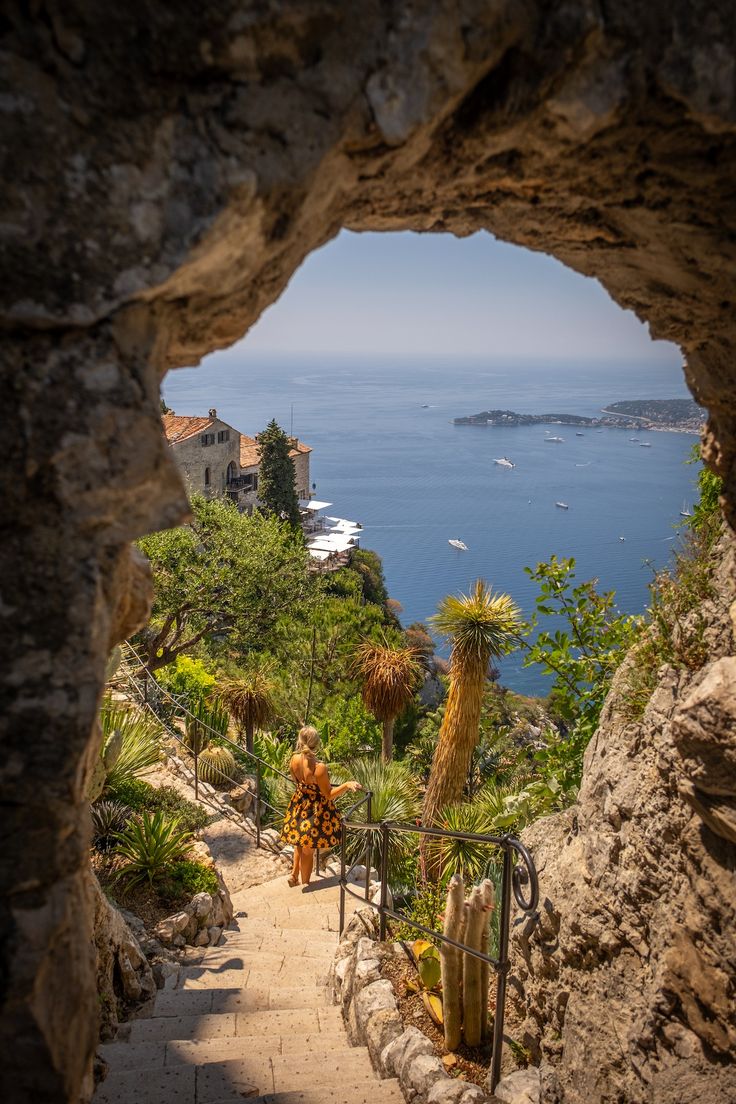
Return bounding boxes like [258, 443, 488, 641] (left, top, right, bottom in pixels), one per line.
[162, 410, 311, 511]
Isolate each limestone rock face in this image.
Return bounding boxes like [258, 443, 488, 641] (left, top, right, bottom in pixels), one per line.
[2, 4, 736, 1103]
[510, 532, 736, 1104]
[90, 873, 156, 1039]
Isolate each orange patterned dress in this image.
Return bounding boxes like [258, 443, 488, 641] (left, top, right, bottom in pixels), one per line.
[280, 779, 342, 850]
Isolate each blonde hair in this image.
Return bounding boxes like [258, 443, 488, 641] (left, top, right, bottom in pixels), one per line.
[296, 725, 320, 756]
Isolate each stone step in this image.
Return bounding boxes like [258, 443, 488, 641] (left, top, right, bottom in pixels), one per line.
[230, 1085, 405, 1104]
[152, 984, 331, 1019]
[130, 1006, 343, 1044]
[168, 1036, 353, 1068]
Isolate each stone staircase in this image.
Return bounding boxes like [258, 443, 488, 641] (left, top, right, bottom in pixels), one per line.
[96, 872, 403, 1104]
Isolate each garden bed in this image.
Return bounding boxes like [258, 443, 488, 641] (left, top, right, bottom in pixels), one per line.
[91, 852, 219, 932]
[381, 949, 496, 1091]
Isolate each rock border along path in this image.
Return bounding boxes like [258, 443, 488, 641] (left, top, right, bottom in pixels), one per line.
[95, 870, 404, 1104]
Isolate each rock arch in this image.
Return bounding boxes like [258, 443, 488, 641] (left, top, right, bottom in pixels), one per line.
[1, 4, 735, 1101]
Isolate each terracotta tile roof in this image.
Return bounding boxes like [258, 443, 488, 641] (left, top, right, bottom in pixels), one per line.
[239, 435, 260, 468]
[239, 435, 311, 469]
[162, 414, 214, 444]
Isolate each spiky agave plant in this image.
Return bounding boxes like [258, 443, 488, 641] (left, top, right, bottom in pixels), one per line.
[215, 661, 276, 754]
[340, 757, 422, 887]
[350, 636, 423, 762]
[426, 782, 516, 882]
[422, 581, 522, 863]
[90, 800, 132, 852]
[115, 810, 193, 889]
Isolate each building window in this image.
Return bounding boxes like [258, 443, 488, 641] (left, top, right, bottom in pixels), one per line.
[217, 430, 230, 443]
[201, 433, 215, 446]
[204, 467, 210, 487]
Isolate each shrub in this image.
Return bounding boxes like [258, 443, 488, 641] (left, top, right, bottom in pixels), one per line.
[160, 859, 219, 900]
[91, 800, 132, 852]
[100, 700, 162, 792]
[115, 810, 193, 889]
[106, 777, 209, 833]
[158, 655, 216, 709]
[197, 745, 238, 787]
[317, 697, 381, 763]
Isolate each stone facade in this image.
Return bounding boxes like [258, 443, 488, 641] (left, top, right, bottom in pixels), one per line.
[163, 411, 311, 511]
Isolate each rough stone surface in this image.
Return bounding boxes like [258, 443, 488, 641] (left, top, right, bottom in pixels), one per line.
[3, 5, 736, 1102]
[91, 874, 156, 1037]
[510, 531, 736, 1104]
[490, 1068, 541, 1104]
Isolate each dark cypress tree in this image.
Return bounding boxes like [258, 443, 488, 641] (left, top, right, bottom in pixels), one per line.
[256, 419, 301, 526]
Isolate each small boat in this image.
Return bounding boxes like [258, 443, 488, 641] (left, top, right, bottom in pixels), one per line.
[545, 436, 564, 443]
[575, 462, 591, 467]
[575, 432, 584, 437]
[640, 442, 652, 448]
[494, 457, 515, 469]
[629, 437, 640, 443]
[680, 500, 692, 518]
[555, 502, 569, 510]
[448, 539, 468, 551]
[619, 536, 626, 542]
[421, 404, 429, 408]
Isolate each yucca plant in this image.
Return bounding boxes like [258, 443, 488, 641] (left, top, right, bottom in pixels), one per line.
[99, 700, 162, 793]
[215, 661, 276, 754]
[183, 699, 229, 755]
[341, 758, 421, 887]
[115, 810, 193, 889]
[426, 791, 510, 883]
[90, 800, 132, 852]
[422, 581, 522, 849]
[197, 745, 238, 787]
[350, 637, 423, 762]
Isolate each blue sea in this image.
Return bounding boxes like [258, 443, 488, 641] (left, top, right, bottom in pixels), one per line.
[163, 352, 698, 696]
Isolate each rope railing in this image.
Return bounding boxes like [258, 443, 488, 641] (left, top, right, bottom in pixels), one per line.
[338, 818, 539, 1092]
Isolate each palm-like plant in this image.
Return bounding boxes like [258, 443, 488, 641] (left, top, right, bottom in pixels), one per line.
[340, 758, 422, 887]
[422, 580, 522, 840]
[99, 700, 162, 793]
[350, 637, 422, 762]
[216, 661, 276, 754]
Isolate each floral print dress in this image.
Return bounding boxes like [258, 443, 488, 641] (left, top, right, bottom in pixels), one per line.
[280, 778, 342, 850]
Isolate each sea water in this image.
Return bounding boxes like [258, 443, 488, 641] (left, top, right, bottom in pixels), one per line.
[163, 352, 697, 695]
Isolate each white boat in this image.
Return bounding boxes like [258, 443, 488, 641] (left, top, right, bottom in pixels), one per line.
[545, 435, 564, 443]
[640, 442, 652, 448]
[494, 457, 515, 469]
[680, 500, 692, 517]
[575, 432, 584, 437]
[448, 539, 468, 551]
[629, 437, 640, 442]
[555, 502, 569, 510]
[619, 536, 626, 542]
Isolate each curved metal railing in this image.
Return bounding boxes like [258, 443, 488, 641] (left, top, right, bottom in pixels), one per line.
[338, 817, 539, 1092]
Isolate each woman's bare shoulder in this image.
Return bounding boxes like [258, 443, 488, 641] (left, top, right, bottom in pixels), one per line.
[314, 761, 329, 776]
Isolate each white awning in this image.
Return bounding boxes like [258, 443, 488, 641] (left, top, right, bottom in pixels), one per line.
[308, 548, 332, 561]
[299, 499, 332, 511]
[308, 534, 356, 553]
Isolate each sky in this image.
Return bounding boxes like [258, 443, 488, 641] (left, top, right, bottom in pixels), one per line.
[237, 229, 681, 365]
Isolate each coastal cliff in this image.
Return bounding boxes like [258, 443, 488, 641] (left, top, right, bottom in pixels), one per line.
[510, 530, 736, 1104]
[455, 399, 703, 433]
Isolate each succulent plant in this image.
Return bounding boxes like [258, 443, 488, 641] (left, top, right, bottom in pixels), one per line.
[197, 745, 237, 787]
[91, 799, 132, 852]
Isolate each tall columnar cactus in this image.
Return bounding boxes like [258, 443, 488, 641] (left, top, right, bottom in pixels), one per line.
[440, 874, 466, 1051]
[439, 875, 497, 1051]
[462, 886, 486, 1046]
[480, 878, 496, 1042]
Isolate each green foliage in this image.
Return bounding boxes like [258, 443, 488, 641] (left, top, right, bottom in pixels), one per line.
[91, 800, 132, 852]
[256, 419, 301, 526]
[686, 443, 723, 534]
[105, 777, 209, 833]
[137, 497, 311, 670]
[316, 697, 382, 763]
[99, 700, 162, 793]
[197, 745, 238, 787]
[340, 758, 421, 887]
[159, 656, 216, 709]
[350, 549, 391, 608]
[523, 556, 639, 742]
[160, 859, 219, 899]
[115, 810, 193, 889]
[183, 698, 228, 755]
[393, 881, 448, 944]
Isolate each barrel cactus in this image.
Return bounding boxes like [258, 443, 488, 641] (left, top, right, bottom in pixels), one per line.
[197, 745, 237, 787]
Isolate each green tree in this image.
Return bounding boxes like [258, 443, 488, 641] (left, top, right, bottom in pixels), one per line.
[422, 581, 522, 843]
[256, 419, 301, 526]
[215, 659, 277, 754]
[350, 637, 423, 761]
[136, 496, 311, 670]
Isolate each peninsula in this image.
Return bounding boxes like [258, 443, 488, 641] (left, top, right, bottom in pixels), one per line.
[453, 398, 704, 433]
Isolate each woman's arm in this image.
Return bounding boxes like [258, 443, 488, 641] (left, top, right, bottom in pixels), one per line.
[315, 763, 361, 801]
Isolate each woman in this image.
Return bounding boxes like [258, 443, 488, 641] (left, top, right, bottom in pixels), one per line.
[280, 725, 362, 890]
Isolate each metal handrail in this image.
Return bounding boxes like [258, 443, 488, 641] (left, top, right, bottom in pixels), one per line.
[338, 817, 539, 1092]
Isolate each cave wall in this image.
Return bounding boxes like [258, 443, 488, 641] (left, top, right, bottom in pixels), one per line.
[1, 3, 735, 1101]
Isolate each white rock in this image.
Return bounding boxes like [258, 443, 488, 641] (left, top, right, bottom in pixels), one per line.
[427, 1081, 473, 1104]
[190, 892, 213, 920]
[350, 978, 396, 1047]
[381, 1026, 434, 1080]
[403, 1053, 446, 1099]
[207, 925, 223, 946]
[491, 1067, 541, 1104]
[171, 910, 190, 933]
[194, 928, 210, 947]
